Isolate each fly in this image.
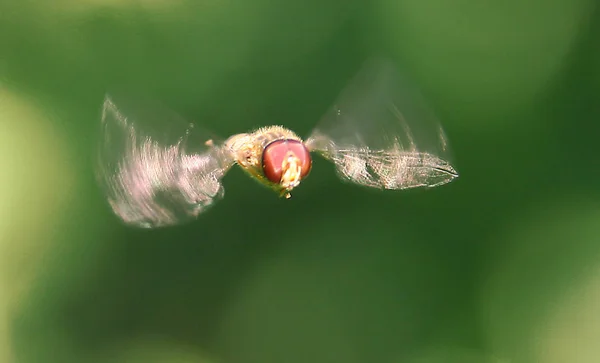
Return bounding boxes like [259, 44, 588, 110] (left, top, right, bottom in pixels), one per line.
[96, 58, 459, 228]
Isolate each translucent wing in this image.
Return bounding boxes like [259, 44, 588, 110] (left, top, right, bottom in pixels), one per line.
[305, 58, 458, 190]
[96, 93, 235, 228]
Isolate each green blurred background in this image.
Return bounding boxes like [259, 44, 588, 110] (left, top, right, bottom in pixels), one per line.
[0, 1, 599, 362]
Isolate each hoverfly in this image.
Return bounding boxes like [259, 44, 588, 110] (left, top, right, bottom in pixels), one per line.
[96, 58, 458, 228]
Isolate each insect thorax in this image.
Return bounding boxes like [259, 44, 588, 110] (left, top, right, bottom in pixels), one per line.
[225, 126, 302, 171]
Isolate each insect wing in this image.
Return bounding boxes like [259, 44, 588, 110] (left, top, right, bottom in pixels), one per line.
[305, 58, 458, 190]
[96, 93, 235, 228]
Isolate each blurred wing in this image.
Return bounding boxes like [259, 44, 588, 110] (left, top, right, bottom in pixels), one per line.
[305, 58, 458, 190]
[96, 93, 235, 228]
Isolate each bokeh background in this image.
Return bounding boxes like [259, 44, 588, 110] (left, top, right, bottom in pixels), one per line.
[1, 1, 599, 362]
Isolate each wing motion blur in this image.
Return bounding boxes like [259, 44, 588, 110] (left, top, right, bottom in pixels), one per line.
[305, 58, 458, 190]
[96, 94, 235, 228]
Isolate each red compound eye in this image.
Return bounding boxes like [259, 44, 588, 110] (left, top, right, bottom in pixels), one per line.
[262, 139, 312, 184]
